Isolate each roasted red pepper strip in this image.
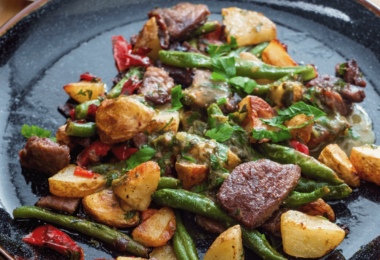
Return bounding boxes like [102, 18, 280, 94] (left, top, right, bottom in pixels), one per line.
[70, 109, 76, 121]
[120, 78, 142, 96]
[77, 140, 113, 168]
[125, 53, 152, 67]
[74, 166, 94, 178]
[87, 104, 98, 119]
[111, 143, 138, 161]
[133, 47, 151, 56]
[290, 141, 310, 155]
[23, 225, 84, 260]
[80, 72, 101, 82]
[112, 36, 132, 72]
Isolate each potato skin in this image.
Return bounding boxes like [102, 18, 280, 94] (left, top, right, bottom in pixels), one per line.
[350, 145, 380, 185]
[49, 164, 106, 198]
[56, 125, 76, 151]
[132, 207, 176, 247]
[262, 39, 298, 67]
[145, 110, 180, 135]
[112, 161, 160, 211]
[203, 225, 244, 260]
[149, 244, 178, 260]
[63, 81, 105, 103]
[319, 144, 360, 187]
[82, 189, 140, 228]
[133, 17, 162, 62]
[96, 96, 154, 144]
[284, 114, 314, 145]
[175, 159, 208, 190]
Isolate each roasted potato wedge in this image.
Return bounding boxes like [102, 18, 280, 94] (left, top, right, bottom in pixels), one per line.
[238, 95, 276, 143]
[281, 210, 345, 258]
[63, 81, 105, 103]
[284, 114, 314, 145]
[298, 198, 335, 222]
[49, 164, 106, 198]
[82, 189, 140, 228]
[350, 145, 380, 185]
[319, 144, 360, 187]
[112, 161, 160, 211]
[132, 206, 176, 247]
[150, 243, 178, 260]
[203, 225, 244, 260]
[133, 17, 162, 62]
[145, 110, 180, 135]
[222, 7, 276, 46]
[96, 96, 154, 144]
[268, 81, 303, 108]
[262, 39, 298, 67]
[239, 52, 262, 62]
[175, 159, 208, 190]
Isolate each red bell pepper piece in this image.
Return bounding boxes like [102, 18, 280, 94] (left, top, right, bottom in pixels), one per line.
[111, 143, 138, 161]
[120, 77, 142, 96]
[70, 109, 76, 121]
[77, 140, 113, 168]
[23, 225, 84, 260]
[133, 47, 151, 56]
[80, 72, 101, 82]
[125, 53, 152, 67]
[112, 36, 132, 72]
[200, 21, 224, 45]
[87, 104, 98, 118]
[74, 166, 94, 178]
[290, 141, 310, 155]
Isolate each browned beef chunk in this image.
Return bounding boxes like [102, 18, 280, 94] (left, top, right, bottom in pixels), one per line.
[149, 3, 210, 42]
[340, 84, 365, 102]
[138, 67, 175, 104]
[157, 60, 194, 87]
[58, 98, 77, 118]
[182, 41, 202, 54]
[19, 137, 70, 176]
[35, 195, 80, 214]
[196, 215, 226, 234]
[336, 59, 366, 87]
[131, 133, 148, 148]
[217, 159, 301, 229]
[220, 98, 238, 114]
[261, 208, 290, 237]
[318, 88, 352, 116]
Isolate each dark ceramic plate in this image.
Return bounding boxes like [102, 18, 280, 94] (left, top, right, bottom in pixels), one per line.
[1, 0, 380, 259]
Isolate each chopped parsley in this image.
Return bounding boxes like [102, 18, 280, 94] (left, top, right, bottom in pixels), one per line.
[21, 124, 57, 142]
[205, 124, 235, 142]
[234, 208, 241, 215]
[217, 97, 227, 106]
[186, 111, 200, 124]
[126, 147, 156, 170]
[208, 36, 238, 58]
[77, 89, 93, 100]
[168, 85, 184, 111]
[348, 128, 360, 140]
[182, 155, 196, 163]
[124, 210, 136, 220]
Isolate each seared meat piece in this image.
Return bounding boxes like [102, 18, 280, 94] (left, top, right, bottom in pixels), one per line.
[217, 159, 301, 229]
[196, 215, 226, 234]
[131, 133, 148, 149]
[336, 59, 366, 87]
[318, 88, 352, 116]
[19, 137, 70, 176]
[56, 125, 76, 151]
[58, 98, 77, 118]
[157, 60, 194, 87]
[261, 208, 290, 237]
[149, 3, 210, 42]
[35, 195, 80, 214]
[220, 98, 238, 114]
[182, 41, 202, 54]
[138, 67, 175, 104]
[340, 84, 365, 103]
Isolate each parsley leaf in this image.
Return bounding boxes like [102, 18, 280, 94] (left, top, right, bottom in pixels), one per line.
[217, 97, 227, 106]
[252, 128, 293, 143]
[124, 210, 136, 220]
[348, 128, 360, 140]
[21, 124, 52, 139]
[157, 152, 172, 176]
[208, 36, 238, 58]
[195, 181, 209, 193]
[210, 72, 227, 82]
[157, 117, 174, 132]
[126, 147, 156, 170]
[229, 76, 257, 94]
[205, 124, 235, 142]
[168, 85, 184, 112]
[214, 178, 225, 186]
[77, 89, 93, 100]
[219, 57, 236, 78]
[338, 63, 347, 76]
[182, 156, 196, 163]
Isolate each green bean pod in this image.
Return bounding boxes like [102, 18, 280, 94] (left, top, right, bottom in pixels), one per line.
[259, 143, 344, 185]
[295, 177, 352, 200]
[65, 122, 96, 137]
[13, 206, 148, 257]
[174, 210, 199, 260]
[189, 21, 219, 38]
[75, 100, 100, 120]
[250, 42, 270, 59]
[107, 66, 144, 99]
[157, 177, 182, 190]
[152, 189, 286, 260]
[282, 187, 330, 207]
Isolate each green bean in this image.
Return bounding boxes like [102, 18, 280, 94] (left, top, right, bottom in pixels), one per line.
[174, 210, 199, 260]
[158, 51, 317, 81]
[13, 206, 148, 257]
[189, 21, 219, 38]
[259, 143, 344, 185]
[282, 187, 330, 207]
[152, 189, 286, 260]
[107, 66, 144, 99]
[250, 42, 270, 59]
[65, 122, 96, 137]
[75, 100, 100, 120]
[157, 177, 182, 190]
[295, 177, 352, 200]
[173, 233, 189, 260]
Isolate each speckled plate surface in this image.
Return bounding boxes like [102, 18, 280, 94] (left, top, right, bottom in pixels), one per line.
[0, 0, 380, 259]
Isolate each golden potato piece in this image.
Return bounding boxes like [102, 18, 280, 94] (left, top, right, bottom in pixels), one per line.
[112, 161, 160, 211]
[298, 198, 335, 222]
[284, 114, 314, 145]
[133, 17, 162, 62]
[225, 150, 241, 172]
[82, 189, 140, 228]
[239, 52, 262, 63]
[350, 145, 380, 185]
[145, 110, 180, 135]
[96, 96, 154, 144]
[150, 244, 178, 260]
[222, 7, 276, 46]
[132, 207, 176, 247]
[176, 159, 208, 190]
[262, 39, 298, 67]
[63, 81, 105, 103]
[268, 81, 303, 108]
[203, 225, 244, 260]
[281, 210, 345, 258]
[49, 164, 106, 198]
[319, 144, 360, 187]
